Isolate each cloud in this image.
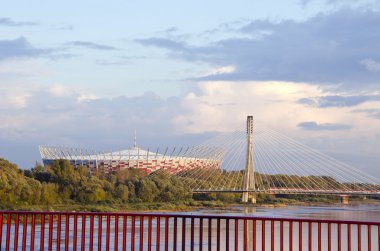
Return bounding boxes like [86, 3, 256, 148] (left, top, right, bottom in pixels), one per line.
[299, 0, 379, 8]
[0, 37, 48, 61]
[174, 81, 355, 133]
[354, 109, 380, 119]
[95, 59, 130, 66]
[298, 121, 352, 130]
[0, 17, 38, 27]
[0, 37, 73, 61]
[299, 0, 313, 5]
[201, 66, 236, 77]
[173, 81, 380, 176]
[0, 38, 110, 61]
[0, 88, 31, 109]
[95, 55, 148, 66]
[2, 82, 376, 140]
[360, 58, 380, 72]
[0, 86, 184, 144]
[298, 95, 380, 107]
[164, 27, 179, 34]
[67, 41, 118, 51]
[0, 81, 379, 175]
[136, 9, 380, 88]
[136, 38, 187, 52]
[53, 24, 73, 31]
[368, 110, 380, 119]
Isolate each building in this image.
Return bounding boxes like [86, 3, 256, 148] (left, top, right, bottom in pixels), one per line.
[39, 145, 222, 174]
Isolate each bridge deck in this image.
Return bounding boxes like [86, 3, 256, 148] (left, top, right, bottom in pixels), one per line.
[192, 189, 380, 196]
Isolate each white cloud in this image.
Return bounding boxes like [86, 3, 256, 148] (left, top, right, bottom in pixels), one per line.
[48, 84, 74, 97]
[175, 81, 336, 133]
[360, 58, 380, 72]
[77, 94, 99, 102]
[2, 81, 379, 141]
[174, 81, 380, 155]
[0, 86, 31, 109]
[171, 81, 380, 175]
[0, 81, 379, 173]
[203, 65, 235, 76]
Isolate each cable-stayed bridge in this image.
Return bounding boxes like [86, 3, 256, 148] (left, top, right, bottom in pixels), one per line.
[40, 116, 380, 203]
[171, 116, 380, 203]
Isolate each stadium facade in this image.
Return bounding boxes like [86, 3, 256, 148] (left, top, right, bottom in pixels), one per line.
[39, 144, 222, 174]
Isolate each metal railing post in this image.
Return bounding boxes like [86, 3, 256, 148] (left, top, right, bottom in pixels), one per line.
[0, 210, 379, 251]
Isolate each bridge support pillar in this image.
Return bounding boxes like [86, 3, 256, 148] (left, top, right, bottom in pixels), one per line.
[242, 193, 256, 204]
[242, 192, 256, 203]
[340, 195, 349, 204]
[242, 192, 249, 203]
[242, 116, 256, 204]
[250, 193, 257, 204]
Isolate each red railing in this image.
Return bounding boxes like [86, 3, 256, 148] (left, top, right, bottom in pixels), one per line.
[0, 210, 379, 250]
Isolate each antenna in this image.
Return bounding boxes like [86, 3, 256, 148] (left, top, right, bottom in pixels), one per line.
[134, 130, 137, 148]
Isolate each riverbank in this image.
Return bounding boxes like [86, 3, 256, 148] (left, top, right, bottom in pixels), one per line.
[0, 200, 226, 212]
[2, 198, 379, 213]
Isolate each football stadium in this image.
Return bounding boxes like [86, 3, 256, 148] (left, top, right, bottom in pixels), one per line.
[39, 143, 222, 174]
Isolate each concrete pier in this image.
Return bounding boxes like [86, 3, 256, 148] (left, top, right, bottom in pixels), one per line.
[340, 195, 349, 204]
[242, 115, 256, 203]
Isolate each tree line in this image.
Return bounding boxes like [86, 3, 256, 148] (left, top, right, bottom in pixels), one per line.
[1, 157, 374, 209]
[0, 158, 192, 208]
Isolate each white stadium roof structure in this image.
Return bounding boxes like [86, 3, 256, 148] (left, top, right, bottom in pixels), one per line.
[39, 145, 224, 174]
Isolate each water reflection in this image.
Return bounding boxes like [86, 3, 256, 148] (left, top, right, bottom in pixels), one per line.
[197, 204, 380, 222]
[2, 205, 380, 250]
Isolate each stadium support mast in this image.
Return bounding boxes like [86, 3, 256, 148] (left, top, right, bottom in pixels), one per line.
[134, 130, 137, 148]
[242, 115, 256, 203]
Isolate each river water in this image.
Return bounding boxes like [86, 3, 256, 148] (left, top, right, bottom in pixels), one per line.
[196, 203, 380, 221]
[193, 204, 380, 251]
[2, 204, 380, 250]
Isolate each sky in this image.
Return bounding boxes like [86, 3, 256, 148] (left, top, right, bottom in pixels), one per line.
[0, 0, 379, 177]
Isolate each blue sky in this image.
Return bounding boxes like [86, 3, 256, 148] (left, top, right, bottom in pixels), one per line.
[1, 0, 380, 177]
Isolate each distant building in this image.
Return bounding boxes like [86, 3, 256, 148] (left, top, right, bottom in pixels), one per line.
[39, 145, 222, 174]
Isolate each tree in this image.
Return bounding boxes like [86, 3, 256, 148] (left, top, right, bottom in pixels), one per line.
[114, 184, 129, 202]
[136, 179, 158, 202]
[40, 183, 59, 205]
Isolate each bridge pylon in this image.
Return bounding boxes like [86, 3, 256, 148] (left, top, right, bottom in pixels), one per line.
[340, 195, 350, 204]
[242, 115, 256, 203]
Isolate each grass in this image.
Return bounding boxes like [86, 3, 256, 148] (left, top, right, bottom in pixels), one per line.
[1, 195, 377, 213]
[0, 200, 228, 212]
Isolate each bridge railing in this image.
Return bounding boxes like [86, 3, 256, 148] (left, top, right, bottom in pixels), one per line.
[0, 210, 379, 250]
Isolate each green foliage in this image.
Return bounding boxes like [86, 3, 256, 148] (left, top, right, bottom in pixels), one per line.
[2, 157, 370, 210]
[0, 158, 193, 208]
[0, 158, 45, 206]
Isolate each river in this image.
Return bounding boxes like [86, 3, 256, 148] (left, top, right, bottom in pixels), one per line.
[2, 204, 380, 250]
[195, 203, 380, 221]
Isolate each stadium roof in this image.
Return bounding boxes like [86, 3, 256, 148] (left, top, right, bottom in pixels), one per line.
[39, 145, 224, 161]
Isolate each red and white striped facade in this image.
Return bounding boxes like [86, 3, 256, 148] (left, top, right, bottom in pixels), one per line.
[39, 146, 221, 174]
